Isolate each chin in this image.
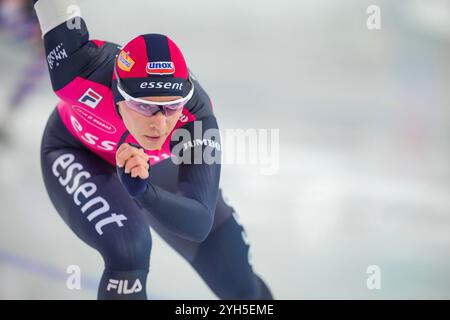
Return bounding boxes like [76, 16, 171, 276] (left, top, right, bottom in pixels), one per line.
[139, 138, 164, 151]
[146, 144, 162, 151]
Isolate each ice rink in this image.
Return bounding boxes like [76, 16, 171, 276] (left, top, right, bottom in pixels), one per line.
[1, 0, 450, 299]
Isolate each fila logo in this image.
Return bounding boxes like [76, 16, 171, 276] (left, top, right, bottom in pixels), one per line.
[106, 279, 143, 295]
[146, 61, 175, 75]
[78, 88, 103, 109]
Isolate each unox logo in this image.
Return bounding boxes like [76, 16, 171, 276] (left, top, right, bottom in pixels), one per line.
[78, 88, 103, 109]
[146, 61, 175, 75]
[117, 51, 135, 72]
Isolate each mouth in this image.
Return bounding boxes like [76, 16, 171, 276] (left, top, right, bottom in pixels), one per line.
[144, 134, 162, 142]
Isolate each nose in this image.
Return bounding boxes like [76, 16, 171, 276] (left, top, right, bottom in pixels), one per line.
[147, 109, 166, 128]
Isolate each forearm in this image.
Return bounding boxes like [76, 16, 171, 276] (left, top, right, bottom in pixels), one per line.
[118, 116, 222, 243]
[33, 0, 98, 94]
[134, 117, 222, 243]
[135, 175, 219, 243]
[117, 154, 218, 243]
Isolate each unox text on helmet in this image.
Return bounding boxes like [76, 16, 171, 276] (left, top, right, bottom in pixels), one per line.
[146, 61, 175, 75]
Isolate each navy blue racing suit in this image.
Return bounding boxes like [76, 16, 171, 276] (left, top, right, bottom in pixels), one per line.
[36, 0, 273, 300]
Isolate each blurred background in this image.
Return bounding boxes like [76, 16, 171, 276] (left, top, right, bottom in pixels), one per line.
[0, 0, 449, 299]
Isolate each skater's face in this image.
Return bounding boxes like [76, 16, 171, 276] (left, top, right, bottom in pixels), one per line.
[118, 96, 183, 150]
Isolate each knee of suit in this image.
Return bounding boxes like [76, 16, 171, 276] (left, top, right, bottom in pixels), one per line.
[99, 226, 152, 271]
[210, 190, 235, 232]
[192, 214, 262, 299]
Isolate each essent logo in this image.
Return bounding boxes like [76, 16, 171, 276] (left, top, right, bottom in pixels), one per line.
[139, 81, 183, 91]
[70, 115, 117, 151]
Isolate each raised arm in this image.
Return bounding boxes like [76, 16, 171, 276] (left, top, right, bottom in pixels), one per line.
[33, 0, 108, 94]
